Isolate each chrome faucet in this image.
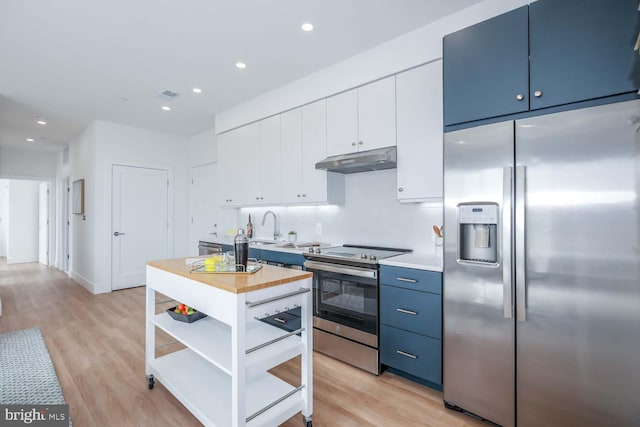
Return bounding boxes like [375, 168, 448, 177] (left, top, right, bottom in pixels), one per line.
[261, 210, 280, 241]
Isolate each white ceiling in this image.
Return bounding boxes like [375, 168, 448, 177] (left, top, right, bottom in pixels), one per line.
[0, 0, 483, 151]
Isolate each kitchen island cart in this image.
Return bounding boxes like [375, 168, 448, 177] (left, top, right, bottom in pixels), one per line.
[145, 258, 313, 427]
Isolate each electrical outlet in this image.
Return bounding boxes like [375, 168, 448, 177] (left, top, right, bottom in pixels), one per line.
[315, 222, 323, 235]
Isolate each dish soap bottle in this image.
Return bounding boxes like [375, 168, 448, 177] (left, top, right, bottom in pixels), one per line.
[246, 214, 253, 239]
[234, 228, 249, 272]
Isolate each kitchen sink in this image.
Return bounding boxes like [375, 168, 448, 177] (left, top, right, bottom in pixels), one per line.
[249, 240, 279, 246]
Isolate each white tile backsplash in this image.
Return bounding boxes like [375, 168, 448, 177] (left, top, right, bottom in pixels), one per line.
[234, 169, 442, 253]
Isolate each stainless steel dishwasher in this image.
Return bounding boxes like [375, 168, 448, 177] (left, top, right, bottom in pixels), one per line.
[198, 241, 223, 256]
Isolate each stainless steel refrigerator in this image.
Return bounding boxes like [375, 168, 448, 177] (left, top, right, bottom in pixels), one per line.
[443, 99, 640, 427]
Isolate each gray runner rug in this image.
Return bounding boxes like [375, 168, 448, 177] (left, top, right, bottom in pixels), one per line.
[0, 327, 66, 405]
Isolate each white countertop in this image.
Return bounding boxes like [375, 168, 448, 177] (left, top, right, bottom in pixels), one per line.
[200, 237, 335, 255]
[378, 252, 443, 272]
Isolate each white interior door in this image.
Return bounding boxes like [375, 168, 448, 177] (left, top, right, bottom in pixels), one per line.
[112, 165, 169, 290]
[189, 163, 219, 255]
[38, 182, 49, 266]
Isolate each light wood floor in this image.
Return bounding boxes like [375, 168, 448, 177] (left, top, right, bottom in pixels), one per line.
[0, 259, 485, 427]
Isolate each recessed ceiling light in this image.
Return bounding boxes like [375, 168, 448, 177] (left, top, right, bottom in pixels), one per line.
[236, 62, 247, 69]
[192, 88, 202, 94]
[37, 119, 47, 125]
[26, 138, 35, 142]
[162, 106, 171, 111]
[301, 23, 314, 32]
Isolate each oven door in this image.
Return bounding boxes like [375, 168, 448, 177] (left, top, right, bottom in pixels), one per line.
[304, 260, 378, 336]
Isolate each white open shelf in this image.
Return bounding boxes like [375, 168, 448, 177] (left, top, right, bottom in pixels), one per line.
[149, 348, 303, 427]
[153, 312, 303, 377]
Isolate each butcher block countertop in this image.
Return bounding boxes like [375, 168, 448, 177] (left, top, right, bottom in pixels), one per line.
[146, 257, 312, 294]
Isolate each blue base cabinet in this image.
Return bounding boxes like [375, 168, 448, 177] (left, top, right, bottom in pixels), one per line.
[379, 266, 442, 389]
[444, 0, 640, 126]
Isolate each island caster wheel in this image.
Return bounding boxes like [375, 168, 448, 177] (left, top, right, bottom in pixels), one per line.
[303, 415, 312, 427]
[147, 375, 155, 390]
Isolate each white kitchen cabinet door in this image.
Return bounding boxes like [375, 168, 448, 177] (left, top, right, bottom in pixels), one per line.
[190, 162, 219, 254]
[358, 76, 396, 152]
[281, 108, 303, 204]
[326, 89, 358, 157]
[233, 122, 260, 206]
[302, 100, 330, 203]
[396, 61, 443, 202]
[258, 115, 282, 205]
[217, 131, 236, 206]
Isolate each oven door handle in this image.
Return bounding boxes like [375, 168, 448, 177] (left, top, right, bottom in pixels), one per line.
[303, 261, 378, 279]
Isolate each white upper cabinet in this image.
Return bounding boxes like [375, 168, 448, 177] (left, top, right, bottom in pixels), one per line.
[326, 89, 359, 157]
[217, 130, 236, 206]
[326, 76, 396, 157]
[256, 115, 282, 205]
[358, 76, 397, 152]
[281, 100, 344, 205]
[280, 108, 303, 204]
[232, 122, 259, 206]
[396, 61, 443, 202]
[302, 100, 344, 204]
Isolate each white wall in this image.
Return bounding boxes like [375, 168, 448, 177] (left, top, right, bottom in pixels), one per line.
[216, 0, 530, 133]
[236, 169, 442, 253]
[69, 120, 190, 293]
[0, 179, 8, 257]
[188, 127, 217, 167]
[69, 123, 97, 289]
[0, 146, 58, 178]
[6, 180, 40, 264]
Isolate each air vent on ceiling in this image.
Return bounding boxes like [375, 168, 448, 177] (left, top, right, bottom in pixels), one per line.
[159, 90, 180, 100]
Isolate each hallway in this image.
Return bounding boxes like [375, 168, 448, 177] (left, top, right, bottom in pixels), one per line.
[0, 259, 483, 427]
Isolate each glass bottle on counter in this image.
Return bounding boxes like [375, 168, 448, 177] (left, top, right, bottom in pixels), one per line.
[246, 214, 253, 239]
[234, 228, 249, 272]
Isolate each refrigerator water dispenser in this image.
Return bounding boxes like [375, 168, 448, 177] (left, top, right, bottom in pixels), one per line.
[458, 204, 498, 264]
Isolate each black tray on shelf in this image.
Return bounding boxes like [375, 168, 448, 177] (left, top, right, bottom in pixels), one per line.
[167, 306, 207, 323]
[259, 307, 302, 334]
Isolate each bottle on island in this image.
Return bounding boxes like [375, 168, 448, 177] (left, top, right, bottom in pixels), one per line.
[247, 214, 253, 239]
[234, 228, 249, 272]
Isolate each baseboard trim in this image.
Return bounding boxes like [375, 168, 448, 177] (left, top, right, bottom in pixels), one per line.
[69, 271, 95, 294]
[7, 256, 39, 264]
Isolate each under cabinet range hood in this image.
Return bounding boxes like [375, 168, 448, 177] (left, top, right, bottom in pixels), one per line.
[315, 146, 397, 174]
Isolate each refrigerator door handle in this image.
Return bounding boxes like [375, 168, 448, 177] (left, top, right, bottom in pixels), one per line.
[515, 165, 527, 322]
[502, 166, 514, 319]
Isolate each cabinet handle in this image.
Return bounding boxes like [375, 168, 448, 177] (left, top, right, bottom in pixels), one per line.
[274, 317, 286, 324]
[516, 94, 524, 101]
[396, 277, 417, 283]
[260, 197, 264, 200]
[352, 142, 356, 146]
[297, 194, 301, 198]
[398, 187, 404, 192]
[396, 350, 417, 359]
[256, 197, 260, 200]
[533, 90, 543, 98]
[302, 194, 306, 197]
[358, 141, 364, 145]
[396, 308, 417, 315]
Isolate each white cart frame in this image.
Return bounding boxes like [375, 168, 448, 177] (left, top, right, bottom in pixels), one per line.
[145, 266, 313, 427]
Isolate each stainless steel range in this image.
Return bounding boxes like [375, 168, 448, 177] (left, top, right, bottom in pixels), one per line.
[303, 244, 410, 374]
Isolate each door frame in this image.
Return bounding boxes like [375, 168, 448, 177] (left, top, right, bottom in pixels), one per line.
[0, 174, 56, 267]
[38, 181, 50, 266]
[61, 176, 70, 272]
[106, 161, 174, 291]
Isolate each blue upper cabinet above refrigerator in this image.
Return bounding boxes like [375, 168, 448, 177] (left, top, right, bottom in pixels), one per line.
[444, 0, 640, 127]
[529, 0, 640, 110]
[443, 6, 529, 126]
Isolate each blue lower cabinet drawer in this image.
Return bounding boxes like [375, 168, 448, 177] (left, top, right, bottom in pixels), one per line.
[380, 266, 442, 294]
[380, 285, 441, 339]
[380, 325, 442, 385]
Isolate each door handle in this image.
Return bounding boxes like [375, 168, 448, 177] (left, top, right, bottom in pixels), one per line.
[502, 166, 514, 319]
[515, 165, 527, 322]
[113, 232, 126, 237]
